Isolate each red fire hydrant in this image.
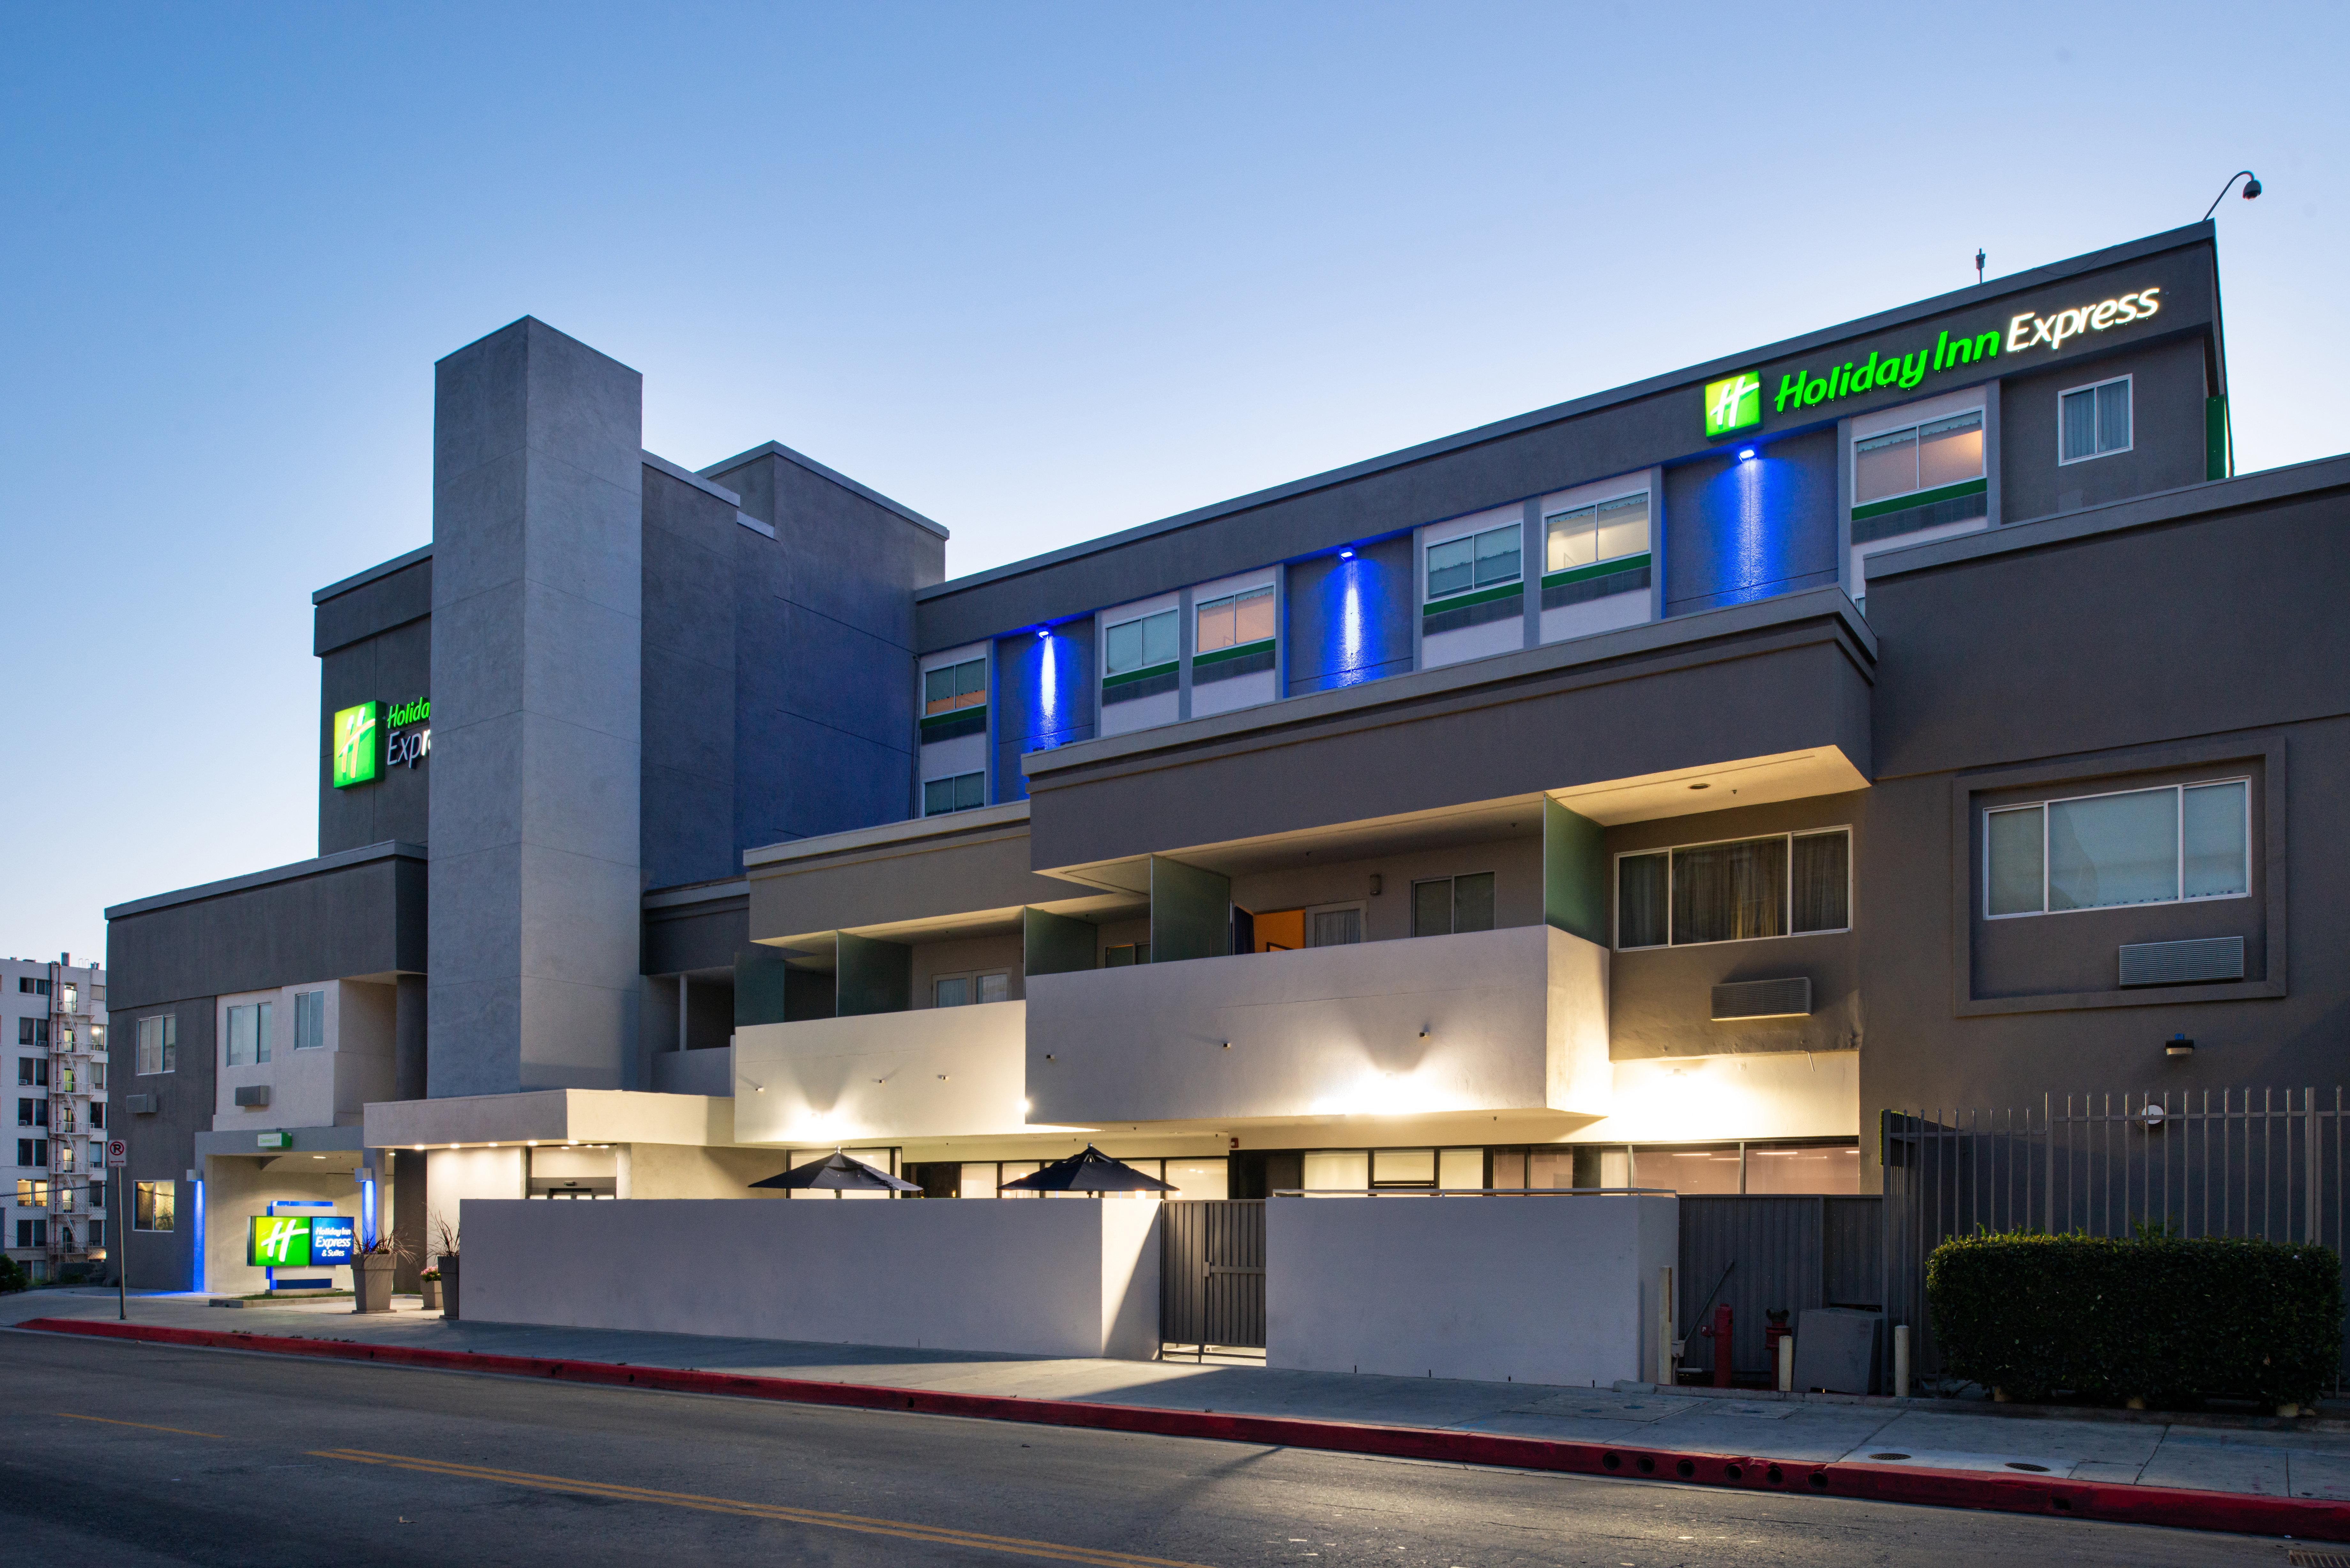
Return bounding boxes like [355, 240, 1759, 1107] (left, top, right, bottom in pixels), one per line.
[1699, 1302, 1734, 1387]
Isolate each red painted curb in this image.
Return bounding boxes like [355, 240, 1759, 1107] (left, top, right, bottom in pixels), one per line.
[21, 1316, 2349, 1541]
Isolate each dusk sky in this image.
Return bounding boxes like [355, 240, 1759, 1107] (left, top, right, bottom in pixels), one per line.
[4, 1, 2340, 961]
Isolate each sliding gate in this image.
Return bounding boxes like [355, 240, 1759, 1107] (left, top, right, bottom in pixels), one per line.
[1160, 1199, 1265, 1356]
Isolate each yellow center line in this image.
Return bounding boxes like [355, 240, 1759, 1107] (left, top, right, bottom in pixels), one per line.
[57, 1412, 226, 1439]
[312, 1447, 1215, 1568]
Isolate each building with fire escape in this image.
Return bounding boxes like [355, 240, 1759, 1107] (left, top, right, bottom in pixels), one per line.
[5, 955, 110, 1283]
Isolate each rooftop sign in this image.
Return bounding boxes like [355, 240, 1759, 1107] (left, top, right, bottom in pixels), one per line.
[330, 703, 380, 788]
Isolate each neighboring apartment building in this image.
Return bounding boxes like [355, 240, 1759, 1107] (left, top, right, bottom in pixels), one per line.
[4, 956, 110, 1283]
[106, 220, 2350, 1291]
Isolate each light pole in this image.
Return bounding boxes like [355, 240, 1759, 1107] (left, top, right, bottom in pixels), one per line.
[2202, 170, 2262, 222]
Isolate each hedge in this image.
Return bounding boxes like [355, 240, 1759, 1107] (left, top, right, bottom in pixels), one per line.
[1927, 1231, 2343, 1407]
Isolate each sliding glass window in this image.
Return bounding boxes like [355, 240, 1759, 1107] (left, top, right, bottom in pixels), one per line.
[1985, 779, 2247, 918]
[1425, 524, 1520, 602]
[1616, 829, 1851, 950]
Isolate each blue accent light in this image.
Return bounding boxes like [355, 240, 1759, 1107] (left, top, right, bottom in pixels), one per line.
[1339, 548, 1355, 559]
[190, 1178, 206, 1293]
[1738, 447, 1756, 461]
[1034, 626, 1048, 638]
[1018, 628, 1088, 755]
[1700, 451, 1799, 608]
[1311, 553, 1393, 692]
[361, 1176, 377, 1250]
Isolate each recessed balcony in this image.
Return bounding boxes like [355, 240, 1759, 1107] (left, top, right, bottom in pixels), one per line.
[1025, 924, 1610, 1128]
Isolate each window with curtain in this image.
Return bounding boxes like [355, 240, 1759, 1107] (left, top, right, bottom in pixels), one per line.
[1854, 409, 1984, 504]
[1985, 779, 2247, 917]
[922, 772, 985, 817]
[1409, 873, 1496, 938]
[1544, 492, 1650, 571]
[1195, 585, 1275, 654]
[922, 657, 987, 717]
[1425, 524, 1520, 601]
[1309, 907, 1363, 946]
[1616, 830, 1850, 949]
[2059, 376, 2132, 463]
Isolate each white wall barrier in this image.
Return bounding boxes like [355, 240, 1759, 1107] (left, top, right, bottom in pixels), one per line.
[461, 1196, 1163, 1360]
[1267, 1193, 1677, 1386]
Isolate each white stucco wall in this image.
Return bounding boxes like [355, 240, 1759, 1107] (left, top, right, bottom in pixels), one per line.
[732, 1000, 1030, 1145]
[461, 1196, 1162, 1359]
[1267, 1193, 1676, 1387]
[1027, 925, 1609, 1125]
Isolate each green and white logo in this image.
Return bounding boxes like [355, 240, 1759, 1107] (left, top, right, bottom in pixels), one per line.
[331, 702, 380, 789]
[1704, 371, 1762, 439]
[249, 1215, 312, 1267]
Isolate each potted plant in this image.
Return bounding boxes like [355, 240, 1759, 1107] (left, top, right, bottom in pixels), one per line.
[431, 1213, 461, 1322]
[352, 1232, 408, 1315]
[419, 1267, 442, 1312]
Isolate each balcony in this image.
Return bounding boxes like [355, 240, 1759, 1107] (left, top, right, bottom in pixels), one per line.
[733, 1000, 1034, 1147]
[1025, 924, 1610, 1128]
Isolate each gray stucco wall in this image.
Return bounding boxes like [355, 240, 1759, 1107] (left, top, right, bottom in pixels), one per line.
[748, 818, 1074, 942]
[1856, 460, 2350, 1144]
[640, 464, 739, 889]
[428, 316, 643, 1096]
[1999, 333, 2213, 521]
[113, 990, 212, 1292]
[316, 555, 433, 857]
[705, 447, 944, 849]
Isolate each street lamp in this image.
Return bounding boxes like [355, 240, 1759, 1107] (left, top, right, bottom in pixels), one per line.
[2202, 170, 2262, 222]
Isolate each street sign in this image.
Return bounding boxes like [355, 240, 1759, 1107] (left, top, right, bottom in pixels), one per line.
[105, 1139, 126, 1168]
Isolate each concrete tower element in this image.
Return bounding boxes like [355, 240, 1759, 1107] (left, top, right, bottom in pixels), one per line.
[428, 318, 644, 1094]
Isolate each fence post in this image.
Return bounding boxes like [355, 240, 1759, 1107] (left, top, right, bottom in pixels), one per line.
[2310, 1087, 2322, 1246]
[2043, 1093, 2054, 1235]
[1656, 1265, 1675, 1386]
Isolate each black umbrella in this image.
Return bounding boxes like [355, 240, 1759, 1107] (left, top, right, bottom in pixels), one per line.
[1000, 1145, 1175, 1193]
[750, 1150, 920, 1194]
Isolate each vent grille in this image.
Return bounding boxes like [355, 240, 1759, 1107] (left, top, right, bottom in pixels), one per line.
[2118, 937, 2245, 988]
[233, 1085, 271, 1108]
[1712, 977, 1812, 1021]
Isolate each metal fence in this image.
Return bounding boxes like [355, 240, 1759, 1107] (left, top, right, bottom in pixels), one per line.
[1882, 1089, 2349, 1385]
[1676, 1195, 1882, 1381]
[1160, 1199, 1265, 1355]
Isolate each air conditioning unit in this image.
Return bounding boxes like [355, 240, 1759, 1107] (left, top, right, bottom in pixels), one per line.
[1711, 977, 1812, 1021]
[2119, 937, 2244, 988]
[124, 1094, 158, 1115]
[233, 1085, 271, 1108]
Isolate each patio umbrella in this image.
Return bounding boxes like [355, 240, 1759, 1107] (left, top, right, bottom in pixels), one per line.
[750, 1150, 920, 1193]
[1000, 1145, 1175, 1193]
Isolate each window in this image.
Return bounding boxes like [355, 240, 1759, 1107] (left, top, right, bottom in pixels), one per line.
[1986, 780, 2248, 918]
[1308, 905, 1364, 946]
[134, 1180, 175, 1232]
[1195, 586, 1275, 654]
[12, 1059, 25, 1086]
[1101, 943, 1150, 967]
[89, 1103, 102, 1129]
[1855, 410, 1984, 505]
[17, 1179, 49, 1206]
[19, 977, 49, 995]
[922, 772, 986, 817]
[136, 1015, 175, 1075]
[922, 658, 987, 717]
[32, 1059, 47, 1088]
[933, 973, 1009, 1007]
[1410, 873, 1497, 938]
[16, 1139, 38, 1165]
[62, 984, 76, 1010]
[1370, 1148, 1437, 1187]
[293, 989, 327, 1051]
[90, 1063, 104, 1091]
[1616, 830, 1851, 949]
[17, 1018, 47, 1045]
[1104, 608, 1178, 679]
[88, 1220, 102, 1249]
[15, 1219, 44, 1248]
[1426, 524, 1521, 601]
[1544, 492, 1651, 573]
[225, 1001, 272, 1067]
[2059, 376, 2131, 463]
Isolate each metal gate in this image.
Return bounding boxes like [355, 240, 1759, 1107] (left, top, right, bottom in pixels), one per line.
[1160, 1199, 1265, 1356]
[1883, 1088, 2349, 1384]
[1676, 1195, 1882, 1381]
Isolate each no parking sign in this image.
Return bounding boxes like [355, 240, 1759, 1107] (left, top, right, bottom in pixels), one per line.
[105, 1139, 126, 1168]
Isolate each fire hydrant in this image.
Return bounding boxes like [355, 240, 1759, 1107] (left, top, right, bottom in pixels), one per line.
[1699, 1301, 1734, 1387]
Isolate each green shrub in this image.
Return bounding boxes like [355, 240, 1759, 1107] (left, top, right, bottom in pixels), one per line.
[1928, 1231, 2342, 1407]
[0, 1255, 26, 1294]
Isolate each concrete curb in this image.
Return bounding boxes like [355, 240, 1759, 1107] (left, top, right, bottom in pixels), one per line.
[21, 1317, 2349, 1542]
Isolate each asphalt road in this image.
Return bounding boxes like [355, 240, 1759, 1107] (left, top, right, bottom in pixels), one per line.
[0, 1331, 2293, 1567]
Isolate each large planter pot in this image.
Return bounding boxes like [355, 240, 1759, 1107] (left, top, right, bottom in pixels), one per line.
[354, 1255, 395, 1314]
[439, 1256, 460, 1322]
[420, 1278, 443, 1311]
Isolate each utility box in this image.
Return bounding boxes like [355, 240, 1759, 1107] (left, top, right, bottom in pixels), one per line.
[1793, 1307, 1882, 1394]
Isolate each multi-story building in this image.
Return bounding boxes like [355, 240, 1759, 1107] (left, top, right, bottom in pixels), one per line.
[105, 220, 2350, 1293]
[5, 955, 110, 1283]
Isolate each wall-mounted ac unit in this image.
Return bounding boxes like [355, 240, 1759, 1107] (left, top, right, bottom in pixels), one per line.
[233, 1085, 271, 1108]
[2119, 937, 2244, 988]
[124, 1094, 157, 1115]
[1711, 977, 1812, 1021]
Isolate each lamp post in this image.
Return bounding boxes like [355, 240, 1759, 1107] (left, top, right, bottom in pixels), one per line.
[2202, 170, 2262, 222]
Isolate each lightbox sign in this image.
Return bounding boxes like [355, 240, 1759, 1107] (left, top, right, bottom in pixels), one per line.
[330, 703, 380, 788]
[1708, 285, 2164, 434]
[247, 1213, 356, 1268]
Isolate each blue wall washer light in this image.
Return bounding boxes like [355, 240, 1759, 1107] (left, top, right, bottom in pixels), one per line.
[1738, 447, 1757, 461]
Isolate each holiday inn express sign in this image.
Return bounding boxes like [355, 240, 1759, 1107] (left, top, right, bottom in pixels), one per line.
[247, 1213, 356, 1268]
[1704, 284, 2164, 438]
[331, 697, 431, 787]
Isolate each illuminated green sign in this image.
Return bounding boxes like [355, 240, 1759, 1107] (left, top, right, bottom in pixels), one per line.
[331, 703, 381, 788]
[247, 1214, 356, 1267]
[1703, 372, 1762, 439]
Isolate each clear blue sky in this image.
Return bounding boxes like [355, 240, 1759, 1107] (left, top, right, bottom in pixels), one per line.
[2, 1, 2340, 962]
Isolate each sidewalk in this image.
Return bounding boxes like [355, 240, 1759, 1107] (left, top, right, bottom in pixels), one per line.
[10, 1288, 2348, 1504]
